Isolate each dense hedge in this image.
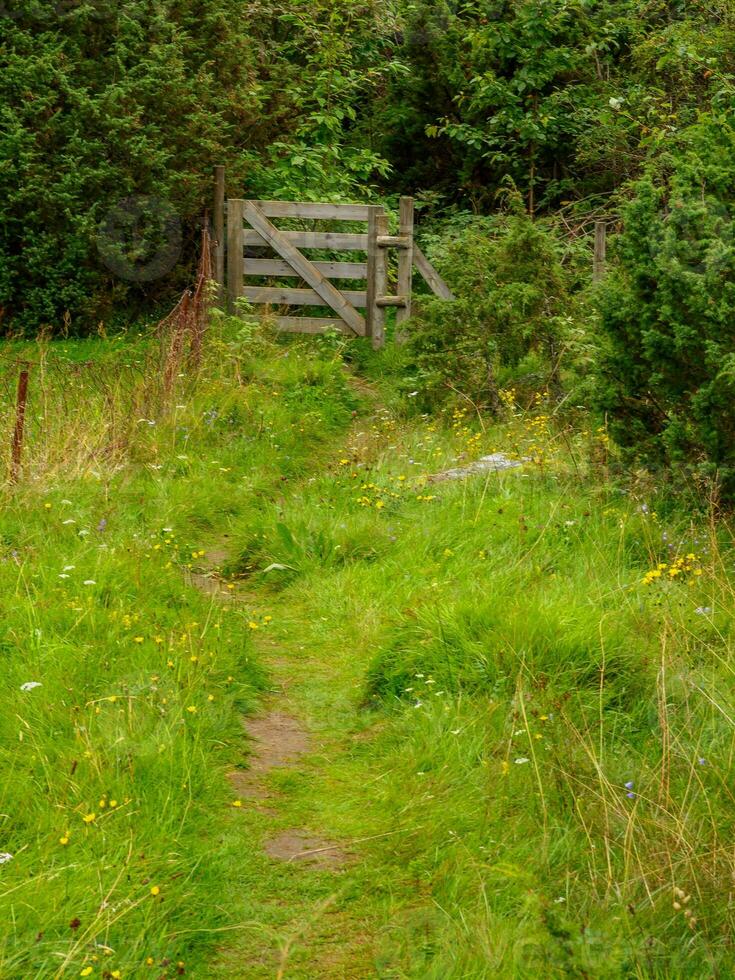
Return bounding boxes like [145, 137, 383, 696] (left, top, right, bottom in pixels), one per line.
[3, 0, 735, 333]
[596, 109, 735, 497]
[0, 0, 394, 332]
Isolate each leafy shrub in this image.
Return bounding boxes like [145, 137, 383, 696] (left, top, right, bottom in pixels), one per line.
[595, 109, 735, 500]
[402, 201, 573, 410]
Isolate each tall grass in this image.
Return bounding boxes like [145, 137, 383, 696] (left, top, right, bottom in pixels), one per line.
[0, 321, 356, 977]
[225, 385, 735, 977]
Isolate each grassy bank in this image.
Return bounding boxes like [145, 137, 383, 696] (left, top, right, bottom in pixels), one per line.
[221, 368, 735, 976]
[1, 323, 734, 977]
[0, 324, 356, 977]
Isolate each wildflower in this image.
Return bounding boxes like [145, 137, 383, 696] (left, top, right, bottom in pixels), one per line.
[501, 761, 509, 775]
[232, 800, 243, 808]
[111, 972, 121, 979]
[514, 757, 530, 765]
[247, 622, 259, 630]
[82, 813, 96, 824]
[698, 758, 707, 766]
[80, 969, 93, 977]
[207, 694, 214, 702]
[20, 681, 42, 692]
[186, 706, 197, 714]
[109, 800, 118, 808]
[62, 519, 76, 525]
[0, 852, 13, 864]
[83, 580, 96, 586]
[59, 833, 70, 845]
[150, 885, 160, 896]
[44, 502, 52, 510]
[133, 637, 144, 644]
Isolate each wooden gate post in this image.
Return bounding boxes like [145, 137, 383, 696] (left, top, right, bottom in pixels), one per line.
[593, 220, 606, 283]
[366, 207, 388, 349]
[396, 196, 414, 339]
[213, 165, 225, 306]
[226, 199, 244, 313]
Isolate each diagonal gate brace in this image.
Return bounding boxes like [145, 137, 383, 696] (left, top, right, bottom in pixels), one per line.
[242, 202, 366, 336]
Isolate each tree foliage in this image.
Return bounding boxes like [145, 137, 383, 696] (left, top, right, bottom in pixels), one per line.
[596, 106, 735, 496]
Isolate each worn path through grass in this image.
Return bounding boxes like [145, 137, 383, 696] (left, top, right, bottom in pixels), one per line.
[209, 393, 421, 978]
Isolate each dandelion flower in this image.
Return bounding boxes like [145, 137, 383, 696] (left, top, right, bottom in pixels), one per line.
[133, 637, 144, 644]
[82, 813, 96, 824]
[80, 968, 93, 977]
[186, 706, 197, 714]
[150, 885, 160, 896]
[247, 622, 259, 630]
[59, 834, 70, 846]
[232, 800, 243, 808]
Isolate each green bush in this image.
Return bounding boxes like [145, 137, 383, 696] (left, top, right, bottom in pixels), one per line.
[596, 108, 735, 499]
[402, 202, 573, 410]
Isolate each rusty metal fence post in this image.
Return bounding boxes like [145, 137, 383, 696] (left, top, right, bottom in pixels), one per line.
[10, 362, 30, 483]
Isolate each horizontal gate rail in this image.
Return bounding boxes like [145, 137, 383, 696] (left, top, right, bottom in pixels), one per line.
[249, 201, 371, 221]
[243, 286, 368, 308]
[242, 258, 368, 279]
[242, 229, 369, 251]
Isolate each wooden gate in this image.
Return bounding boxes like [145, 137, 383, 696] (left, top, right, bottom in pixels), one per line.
[213, 168, 452, 349]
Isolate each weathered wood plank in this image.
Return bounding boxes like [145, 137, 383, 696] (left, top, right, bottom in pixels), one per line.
[274, 316, 351, 334]
[243, 286, 367, 308]
[251, 201, 371, 221]
[243, 229, 368, 250]
[369, 210, 388, 350]
[242, 202, 366, 336]
[366, 207, 379, 342]
[376, 295, 407, 308]
[226, 199, 244, 312]
[243, 258, 368, 279]
[396, 196, 414, 331]
[413, 244, 455, 300]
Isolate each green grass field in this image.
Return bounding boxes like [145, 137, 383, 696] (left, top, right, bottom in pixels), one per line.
[0, 320, 733, 978]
